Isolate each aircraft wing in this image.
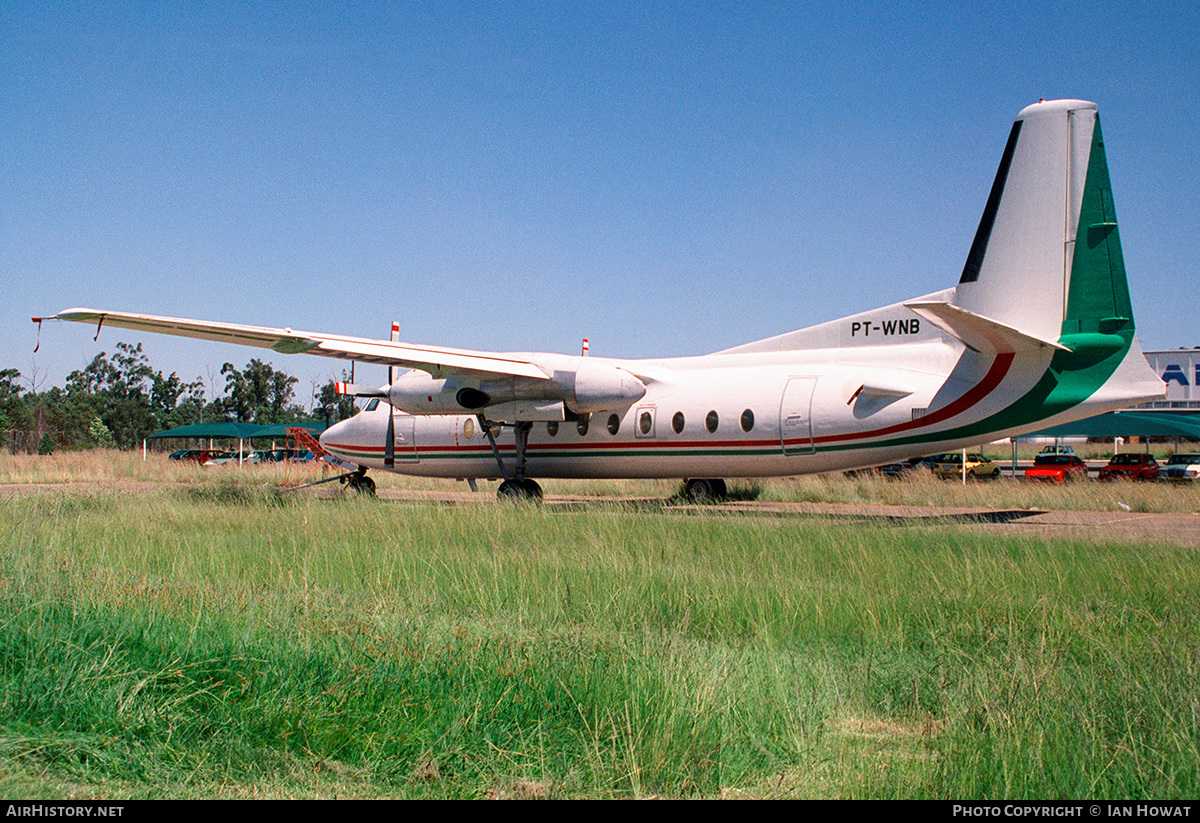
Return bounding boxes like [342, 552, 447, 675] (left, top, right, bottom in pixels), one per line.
[39, 308, 551, 381]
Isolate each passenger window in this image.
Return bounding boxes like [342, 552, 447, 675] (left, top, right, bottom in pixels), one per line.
[638, 411, 652, 435]
[705, 410, 719, 433]
[672, 412, 684, 433]
[462, 417, 475, 440]
[740, 409, 755, 432]
[577, 418, 590, 436]
[547, 421, 559, 437]
[607, 414, 620, 436]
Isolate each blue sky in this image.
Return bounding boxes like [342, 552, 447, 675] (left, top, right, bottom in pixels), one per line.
[4, 1, 1198, 404]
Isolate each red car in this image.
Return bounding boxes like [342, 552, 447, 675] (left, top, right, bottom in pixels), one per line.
[1098, 453, 1159, 482]
[177, 448, 230, 465]
[1025, 454, 1089, 483]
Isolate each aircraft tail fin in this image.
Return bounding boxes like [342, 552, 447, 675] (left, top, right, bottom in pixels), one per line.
[953, 99, 1136, 350]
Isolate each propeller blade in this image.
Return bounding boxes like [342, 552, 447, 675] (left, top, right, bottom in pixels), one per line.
[385, 408, 395, 468]
[386, 322, 399, 467]
[388, 321, 399, 386]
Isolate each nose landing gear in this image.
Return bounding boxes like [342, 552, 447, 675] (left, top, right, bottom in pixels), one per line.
[344, 468, 376, 496]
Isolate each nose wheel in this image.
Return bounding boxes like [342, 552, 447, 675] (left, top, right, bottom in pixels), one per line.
[344, 469, 377, 496]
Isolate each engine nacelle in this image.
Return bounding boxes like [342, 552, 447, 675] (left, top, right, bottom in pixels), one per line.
[565, 359, 647, 413]
[388, 372, 474, 414]
[387, 359, 646, 417]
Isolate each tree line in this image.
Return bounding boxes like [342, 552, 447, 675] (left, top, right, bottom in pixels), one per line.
[1, 342, 359, 453]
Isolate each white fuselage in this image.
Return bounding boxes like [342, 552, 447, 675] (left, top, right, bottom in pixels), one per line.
[318, 331, 1126, 481]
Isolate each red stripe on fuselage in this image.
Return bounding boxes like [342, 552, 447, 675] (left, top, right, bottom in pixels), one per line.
[811, 351, 1015, 444]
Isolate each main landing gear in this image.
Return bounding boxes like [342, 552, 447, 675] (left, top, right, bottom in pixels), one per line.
[480, 416, 543, 501]
[497, 478, 543, 501]
[683, 478, 727, 502]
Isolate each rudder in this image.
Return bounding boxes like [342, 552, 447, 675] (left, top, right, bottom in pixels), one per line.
[953, 99, 1135, 350]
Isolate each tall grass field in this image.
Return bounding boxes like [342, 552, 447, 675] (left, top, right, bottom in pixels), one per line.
[1, 452, 1198, 797]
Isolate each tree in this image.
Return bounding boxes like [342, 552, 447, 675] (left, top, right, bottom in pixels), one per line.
[315, 374, 359, 426]
[218, 360, 301, 424]
[0, 369, 31, 452]
[7, 347, 312, 451]
[63, 343, 158, 449]
[151, 372, 207, 428]
[88, 417, 116, 449]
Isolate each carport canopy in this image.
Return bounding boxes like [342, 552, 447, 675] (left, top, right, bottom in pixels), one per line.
[1022, 411, 1200, 441]
[147, 421, 325, 441]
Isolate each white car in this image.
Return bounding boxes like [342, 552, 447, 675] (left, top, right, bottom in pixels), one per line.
[1037, 444, 1077, 456]
[1162, 454, 1200, 481]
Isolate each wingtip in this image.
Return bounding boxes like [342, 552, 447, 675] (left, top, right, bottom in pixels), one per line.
[36, 307, 98, 322]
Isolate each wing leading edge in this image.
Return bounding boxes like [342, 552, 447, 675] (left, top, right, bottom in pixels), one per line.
[40, 308, 550, 381]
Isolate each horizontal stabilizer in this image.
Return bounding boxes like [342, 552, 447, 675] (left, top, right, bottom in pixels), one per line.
[903, 301, 1068, 355]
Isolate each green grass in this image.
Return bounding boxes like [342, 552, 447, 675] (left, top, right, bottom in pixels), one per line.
[4, 448, 1200, 512]
[753, 470, 1200, 513]
[2, 481, 1198, 798]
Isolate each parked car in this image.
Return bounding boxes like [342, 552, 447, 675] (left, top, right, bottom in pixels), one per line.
[1025, 453, 1089, 483]
[243, 449, 287, 463]
[932, 453, 1001, 480]
[1098, 453, 1159, 482]
[1037, 444, 1077, 456]
[200, 450, 238, 467]
[249, 448, 317, 464]
[174, 448, 228, 464]
[876, 461, 919, 479]
[844, 460, 919, 479]
[1162, 453, 1200, 482]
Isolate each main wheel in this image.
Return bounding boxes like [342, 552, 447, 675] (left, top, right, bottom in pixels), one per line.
[684, 478, 727, 502]
[497, 480, 523, 500]
[497, 479, 543, 501]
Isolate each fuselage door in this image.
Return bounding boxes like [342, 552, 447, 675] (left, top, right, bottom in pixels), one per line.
[391, 412, 418, 463]
[780, 377, 818, 455]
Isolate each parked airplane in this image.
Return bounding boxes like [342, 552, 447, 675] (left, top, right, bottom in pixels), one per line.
[38, 99, 1164, 499]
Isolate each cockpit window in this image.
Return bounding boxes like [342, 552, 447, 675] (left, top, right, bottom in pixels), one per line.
[365, 398, 380, 411]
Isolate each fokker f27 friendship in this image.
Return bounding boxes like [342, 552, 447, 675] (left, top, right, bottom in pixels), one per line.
[39, 100, 1165, 499]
